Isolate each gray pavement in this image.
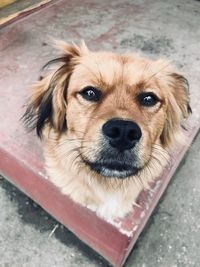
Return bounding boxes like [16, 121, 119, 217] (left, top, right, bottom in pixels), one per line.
[0, 133, 199, 267]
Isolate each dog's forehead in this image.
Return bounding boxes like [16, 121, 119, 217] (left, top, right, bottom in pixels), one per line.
[69, 52, 166, 92]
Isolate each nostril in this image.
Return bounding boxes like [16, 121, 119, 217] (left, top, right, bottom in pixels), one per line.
[127, 130, 136, 141]
[102, 121, 122, 140]
[108, 127, 120, 139]
[127, 128, 141, 141]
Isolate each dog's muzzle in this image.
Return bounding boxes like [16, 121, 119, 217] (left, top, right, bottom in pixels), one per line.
[84, 119, 142, 179]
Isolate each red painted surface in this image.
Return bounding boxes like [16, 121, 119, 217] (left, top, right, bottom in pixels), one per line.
[0, 0, 56, 29]
[0, 1, 199, 266]
[0, 147, 130, 265]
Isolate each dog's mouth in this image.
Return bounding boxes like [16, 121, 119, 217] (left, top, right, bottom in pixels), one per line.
[83, 159, 140, 179]
[80, 142, 143, 179]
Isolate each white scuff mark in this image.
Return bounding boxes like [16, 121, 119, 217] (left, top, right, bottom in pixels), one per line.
[149, 180, 162, 196]
[144, 203, 150, 210]
[147, 179, 162, 200]
[38, 171, 49, 179]
[19, 64, 27, 69]
[106, 218, 134, 237]
[119, 228, 135, 237]
[132, 225, 138, 232]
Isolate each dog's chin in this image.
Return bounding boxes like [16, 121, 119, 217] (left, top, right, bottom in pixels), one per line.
[84, 160, 140, 179]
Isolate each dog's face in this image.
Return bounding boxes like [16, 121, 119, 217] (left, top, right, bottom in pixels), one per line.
[24, 42, 191, 180]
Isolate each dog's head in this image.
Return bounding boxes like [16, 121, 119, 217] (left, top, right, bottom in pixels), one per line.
[24, 41, 191, 179]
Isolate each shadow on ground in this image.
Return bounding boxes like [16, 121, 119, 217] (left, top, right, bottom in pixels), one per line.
[0, 177, 111, 267]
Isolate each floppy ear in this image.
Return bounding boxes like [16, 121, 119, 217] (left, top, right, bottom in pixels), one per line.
[23, 41, 88, 137]
[160, 72, 192, 147]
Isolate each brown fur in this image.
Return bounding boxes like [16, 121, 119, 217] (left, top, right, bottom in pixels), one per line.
[23, 41, 191, 219]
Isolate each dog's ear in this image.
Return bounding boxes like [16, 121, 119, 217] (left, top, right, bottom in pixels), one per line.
[23, 41, 89, 137]
[160, 72, 192, 147]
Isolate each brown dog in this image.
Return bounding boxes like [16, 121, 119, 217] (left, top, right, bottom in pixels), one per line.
[23, 41, 191, 219]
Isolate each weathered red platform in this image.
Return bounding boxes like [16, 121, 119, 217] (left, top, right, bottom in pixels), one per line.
[0, 1, 199, 266]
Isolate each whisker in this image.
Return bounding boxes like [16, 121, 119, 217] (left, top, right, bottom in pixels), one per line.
[145, 61, 172, 83]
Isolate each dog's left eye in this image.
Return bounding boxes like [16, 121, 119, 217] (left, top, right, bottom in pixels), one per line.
[79, 86, 102, 102]
[138, 92, 159, 107]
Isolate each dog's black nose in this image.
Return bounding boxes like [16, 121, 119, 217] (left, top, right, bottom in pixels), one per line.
[102, 119, 142, 151]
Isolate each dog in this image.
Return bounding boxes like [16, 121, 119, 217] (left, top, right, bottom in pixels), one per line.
[23, 41, 191, 220]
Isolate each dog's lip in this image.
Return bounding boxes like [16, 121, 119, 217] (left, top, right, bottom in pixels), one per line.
[83, 159, 140, 178]
[90, 161, 132, 171]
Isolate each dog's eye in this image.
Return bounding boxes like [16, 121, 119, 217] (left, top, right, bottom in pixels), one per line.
[80, 86, 102, 102]
[138, 92, 159, 107]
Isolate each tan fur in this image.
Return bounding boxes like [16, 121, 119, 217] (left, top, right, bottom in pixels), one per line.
[24, 41, 190, 219]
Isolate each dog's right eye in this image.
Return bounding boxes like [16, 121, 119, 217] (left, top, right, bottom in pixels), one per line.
[79, 86, 102, 102]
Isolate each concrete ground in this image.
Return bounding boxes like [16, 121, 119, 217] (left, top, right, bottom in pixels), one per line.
[0, 0, 200, 266]
[0, 134, 199, 267]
